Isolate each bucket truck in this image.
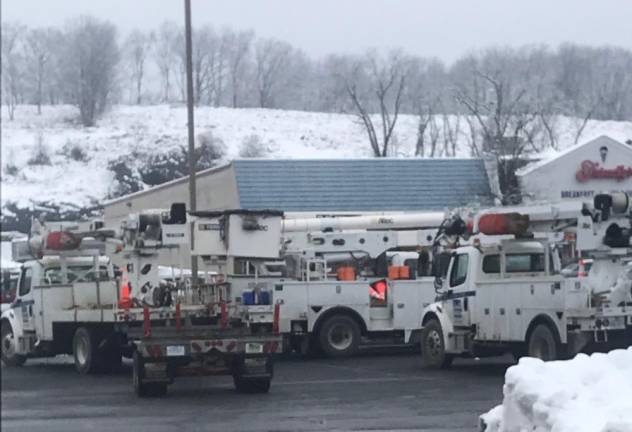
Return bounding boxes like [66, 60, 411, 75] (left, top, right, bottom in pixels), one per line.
[194, 208, 471, 357]
[419, 194, 632, 368]
[1, 204, 281, 397]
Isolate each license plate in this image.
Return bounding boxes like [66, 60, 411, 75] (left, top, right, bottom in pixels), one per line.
[245, 343, 263, 354]
[166, 345, 185, 357]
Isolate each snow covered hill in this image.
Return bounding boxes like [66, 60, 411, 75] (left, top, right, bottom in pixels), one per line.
[2, 104, 632, 214]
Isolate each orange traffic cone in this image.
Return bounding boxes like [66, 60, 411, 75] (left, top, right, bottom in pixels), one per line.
[118, 270, 132, 309]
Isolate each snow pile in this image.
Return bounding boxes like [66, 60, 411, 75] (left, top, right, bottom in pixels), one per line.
[480, 348, 632, 432]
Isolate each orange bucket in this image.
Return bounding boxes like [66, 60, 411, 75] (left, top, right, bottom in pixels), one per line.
[388, 266, 400, 280]
[337, 266, 356, 281]
[399, 266, 410, 280]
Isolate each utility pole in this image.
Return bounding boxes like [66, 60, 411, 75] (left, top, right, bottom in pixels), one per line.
[184, 0, 198, 283]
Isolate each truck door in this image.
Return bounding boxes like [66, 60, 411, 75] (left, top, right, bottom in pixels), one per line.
[14, 266, 36, 332]
[444, 252, 473, 328]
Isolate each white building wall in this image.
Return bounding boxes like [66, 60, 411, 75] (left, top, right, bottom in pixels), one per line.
[102, 164, 240, 269]
[519, 136, 632, 203]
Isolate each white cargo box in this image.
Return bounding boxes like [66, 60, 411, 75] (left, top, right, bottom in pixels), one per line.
[162, 223, 188, 246]
[192, 210, 283, 259]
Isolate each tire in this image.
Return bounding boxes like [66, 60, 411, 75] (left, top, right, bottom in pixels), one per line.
[73, 327, 102, 374]
[421, 319, 453, 369]
[527, 324, 559, 361]
[510, 346, 527, 361]
[1, 322, 26, 367]
[317, 314, 361, 358]
[132, 351, 168, 397]
[233, 375, 271, 394]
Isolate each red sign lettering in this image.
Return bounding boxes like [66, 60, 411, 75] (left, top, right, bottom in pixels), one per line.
[576, 160, 632, 182]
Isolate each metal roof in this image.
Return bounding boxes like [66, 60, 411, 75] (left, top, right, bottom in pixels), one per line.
[232, 159, 493, 211]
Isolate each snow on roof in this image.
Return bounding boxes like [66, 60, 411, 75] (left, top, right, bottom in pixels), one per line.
[517, 135, 631, 177]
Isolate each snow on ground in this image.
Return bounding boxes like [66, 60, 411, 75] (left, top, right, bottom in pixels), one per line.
[480, 348, 632, 432]
[2, 104, 632, 211]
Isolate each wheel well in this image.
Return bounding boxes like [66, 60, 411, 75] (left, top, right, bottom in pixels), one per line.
[525, 314, 561, 345]
[312, 307, 367, 336]
[1, 318, 11, 332]
[53, 323, 120, 355]
[422, 312, 439, 326]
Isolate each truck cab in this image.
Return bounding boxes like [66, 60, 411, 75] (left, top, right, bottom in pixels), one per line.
[1, 254, 115, 367]
[420, 238, 568, 367]
[1, 268, 20, 311]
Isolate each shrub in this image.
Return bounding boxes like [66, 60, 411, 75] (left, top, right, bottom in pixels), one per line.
[238, 135, 268, 158]
[107, 156, 143, 197]
[67, 143, 90, 162]
[4, 163, 19, 176]
[27, 146, 52, 166]
[138, 149, 187, 186]
[27, 133, 52, 166]
[196, 130, 226, 168]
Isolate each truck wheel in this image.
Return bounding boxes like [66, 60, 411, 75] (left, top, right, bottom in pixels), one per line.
[1, 322, 26, 367]
[73, 327, 102, 374]
[132, 351, 168, 397]
[527, 324, 558, 361]
[233, 375, 271, 394]
[318, 314, 360, 358]
[421, 319, 453, 369]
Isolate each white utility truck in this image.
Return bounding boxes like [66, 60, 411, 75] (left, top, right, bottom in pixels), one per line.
[1, 205, 281, 397]
[194, 210, 473, 357]
[419, 193, 632, 368]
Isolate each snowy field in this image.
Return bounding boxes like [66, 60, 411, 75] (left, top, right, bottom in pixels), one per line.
[480, 348, 632, 432]
[2, 104, 632, 212]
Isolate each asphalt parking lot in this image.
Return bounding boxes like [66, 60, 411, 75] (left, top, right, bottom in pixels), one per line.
[1, 351, 510, 432]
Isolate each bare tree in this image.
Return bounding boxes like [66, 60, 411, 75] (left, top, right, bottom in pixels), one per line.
[125, 29, 153, 104]
[2, 23, 26, 120]
[25, 28, 59, 114]
[408, 58, 446, 157]
[453, 48, 546, 201]
[226, 30, 254, 108]
[154, 21, 179, 103]
[344, 50, 408, 157]
[176, 25, 223, 106]
[255, 38, 292, 108]
[62, 17, 120, 126]
[442, 113, 461, 157]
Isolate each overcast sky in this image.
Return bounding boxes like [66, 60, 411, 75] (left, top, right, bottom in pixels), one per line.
[4, 0, 632, 62]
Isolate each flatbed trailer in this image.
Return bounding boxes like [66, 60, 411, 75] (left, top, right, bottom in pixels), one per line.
[128, 306, 280, 396]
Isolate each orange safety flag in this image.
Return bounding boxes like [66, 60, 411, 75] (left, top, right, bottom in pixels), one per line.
[118, 270, 132, 309]
[369, 280, 387, 301]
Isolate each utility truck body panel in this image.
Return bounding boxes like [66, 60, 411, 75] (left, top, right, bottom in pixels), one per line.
[420, 193, 632, 367]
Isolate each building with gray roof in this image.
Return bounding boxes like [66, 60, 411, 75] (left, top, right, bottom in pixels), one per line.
[103, 158, 496, 225]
